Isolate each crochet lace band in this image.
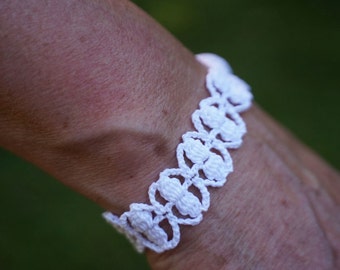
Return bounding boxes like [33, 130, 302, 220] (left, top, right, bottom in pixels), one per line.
[102, 53, 253, 253]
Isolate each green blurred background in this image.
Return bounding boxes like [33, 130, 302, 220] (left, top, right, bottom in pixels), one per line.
[1, 0, 339, 269]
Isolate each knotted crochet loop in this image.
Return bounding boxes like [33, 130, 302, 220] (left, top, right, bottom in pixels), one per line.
[103, 53, 253, 253]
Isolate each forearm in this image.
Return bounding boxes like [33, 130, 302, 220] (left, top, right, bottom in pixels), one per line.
[0, 0, 206, 212]
[0, 0, 203, 154]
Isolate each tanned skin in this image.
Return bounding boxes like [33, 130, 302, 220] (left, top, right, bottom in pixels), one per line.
[1, 1, 339, 269]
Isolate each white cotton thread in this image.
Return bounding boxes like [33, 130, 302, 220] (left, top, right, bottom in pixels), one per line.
[102, 53, 253, 253]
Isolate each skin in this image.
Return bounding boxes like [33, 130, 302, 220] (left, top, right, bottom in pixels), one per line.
[1, 0, 339, 269]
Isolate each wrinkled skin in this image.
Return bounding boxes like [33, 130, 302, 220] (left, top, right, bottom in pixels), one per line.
[1, 1, 339, 269]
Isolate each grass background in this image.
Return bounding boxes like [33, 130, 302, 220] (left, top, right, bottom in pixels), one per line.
[1, 0, 339, 269]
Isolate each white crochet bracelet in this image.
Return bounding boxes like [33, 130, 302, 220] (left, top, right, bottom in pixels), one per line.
[103, 53, 253, 253]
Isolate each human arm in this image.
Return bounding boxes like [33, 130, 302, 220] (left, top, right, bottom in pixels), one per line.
[1, 0, 339, 269]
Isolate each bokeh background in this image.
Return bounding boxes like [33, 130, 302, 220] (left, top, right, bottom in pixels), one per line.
[1, 0, 339, 269]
